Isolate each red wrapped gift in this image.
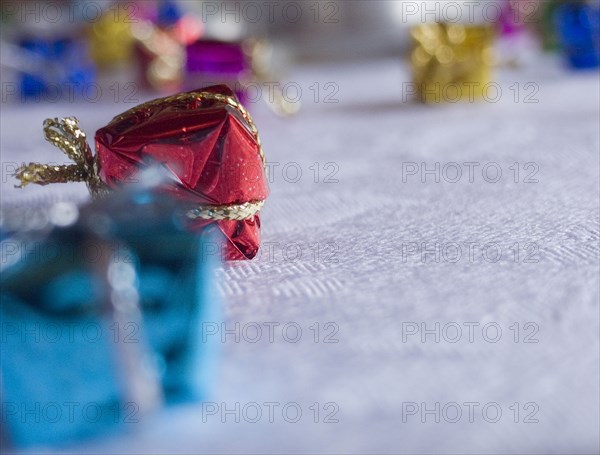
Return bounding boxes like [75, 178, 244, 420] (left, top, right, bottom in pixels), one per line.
[15, 85, 269, 260]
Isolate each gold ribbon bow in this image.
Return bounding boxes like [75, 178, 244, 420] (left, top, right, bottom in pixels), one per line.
[15, 117, 106, 197]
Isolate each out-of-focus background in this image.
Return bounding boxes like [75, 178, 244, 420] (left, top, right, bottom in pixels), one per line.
[1, 1, 599, 454]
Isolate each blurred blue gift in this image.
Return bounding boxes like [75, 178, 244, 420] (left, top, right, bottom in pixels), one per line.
[556, 0, 600, 69]
[1, 183, 220, 448]
[18, 36, 96, 101]
[158, 0, 184, 26]
[1, 228, 158, 448]
[85, 184, 221, 405]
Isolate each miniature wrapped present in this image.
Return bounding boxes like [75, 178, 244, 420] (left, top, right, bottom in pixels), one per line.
[15, 85, 269, 260]
[1, 181, 220, 448]
[556, 1, 600, 69]
[185, 39, 250, 102]
[410, 23, 496, 103]
[17, 36, 95, 101]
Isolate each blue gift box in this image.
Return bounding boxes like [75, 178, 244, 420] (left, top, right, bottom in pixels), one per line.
[1, 186, 220, 448]
[87, 189, 221, 405]
[19, 37, 96, 101]
[556, 1, 600, 69]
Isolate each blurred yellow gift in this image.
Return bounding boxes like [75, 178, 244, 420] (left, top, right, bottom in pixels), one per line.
[87, 6, 135, 69]
[410, 23, 496, 103]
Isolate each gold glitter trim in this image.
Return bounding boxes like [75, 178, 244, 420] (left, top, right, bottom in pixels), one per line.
[15, 117, 106, 197]
[186, 200, 265, 221]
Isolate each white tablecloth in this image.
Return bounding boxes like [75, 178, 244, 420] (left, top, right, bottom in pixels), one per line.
[2, 56, 599, 454]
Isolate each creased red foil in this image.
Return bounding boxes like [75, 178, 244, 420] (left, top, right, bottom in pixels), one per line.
[95, 85, 269, 260]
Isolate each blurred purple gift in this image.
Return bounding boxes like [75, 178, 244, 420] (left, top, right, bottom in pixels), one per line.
[185, 39, 250, 102]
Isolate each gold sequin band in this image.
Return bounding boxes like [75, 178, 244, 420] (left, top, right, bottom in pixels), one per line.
[13, 92, 267, 221]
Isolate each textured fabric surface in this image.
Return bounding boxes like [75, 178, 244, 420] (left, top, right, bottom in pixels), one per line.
[1, 57, 599, 454]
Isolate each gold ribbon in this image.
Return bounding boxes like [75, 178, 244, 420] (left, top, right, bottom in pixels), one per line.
[14, 117, 106, 196]
[14, 92, 267, 221]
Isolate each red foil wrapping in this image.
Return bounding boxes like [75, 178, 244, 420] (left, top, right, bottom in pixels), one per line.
[95, 85, 269, 260]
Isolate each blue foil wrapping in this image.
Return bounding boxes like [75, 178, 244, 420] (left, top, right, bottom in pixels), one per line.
[19, 37, 96, 101]
[1, 184, 220, 448]
[556, 1, 600, 69]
